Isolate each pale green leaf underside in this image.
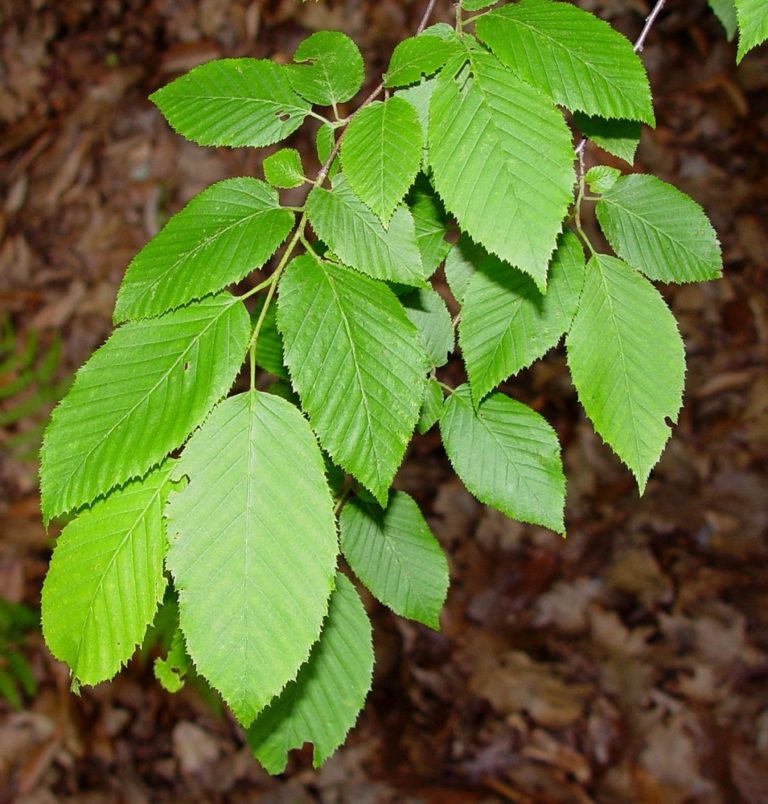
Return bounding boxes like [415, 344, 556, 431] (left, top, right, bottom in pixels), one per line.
[709, 0, 737, 39]
[477, 0, 654, 124]
[418, 378, 444, 435]
[264, 148, 305, 189]
[735, 0, 768, 60]
[566, 255, 686, 491]
[384, 34, 459, 88]
[306, 177, 425, 286]
[401, 287, 454, 368]
[409, 183, 451, 275]
[341, 97, 423, 225]
[460, 232, 585, 405]
[277, 256, 428, 504]
[340, 491, 449, 629]
[440, 385, 566, 533]
[247, 574, 373, 774]
[596, 174, 722, 283]
[165, 392, 338, 727]
[150, 59, 310, 148]
[429, 51, 575, 290]
[287, 31, 364, 105]
[115, 178, 293, 322]
[40, 294, 250, 521]
[41, 462, 174, 687]
[573, 113, 641, 165]
[444, 236, 484, 304]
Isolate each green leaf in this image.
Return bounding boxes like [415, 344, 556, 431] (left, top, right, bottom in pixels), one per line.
[306, 177, 426, 285]
[384, 34, 460, 88]
[462, 0, 496, 9]
[735, 0, 768, 61]
[41, 462, 174, 687]
[444, 235, 482, 304]
[277, 256, 428, 503]
[596, 174, 722, 283]
[247, 574, 373, 774]
[409, 181, 451, 275]
[429, 51, 575, 290]
[40, 294, 250, 521]
[287, 31, 364, 105]
[573, 113, 641, 165]
[165, 391, 338, 727]
[709, 0, 738, 39]
[418, 379, 444, 435]
[150, 59, 310, 148]
[154, 627, 192, 693]
[340, 491, 449, 629]
[440, 385, 566, 533]
[252, 298, 287, 379]
[585, 166, 621, 194]
[115, 179, 294, 322]
[460, 232, 585, 404]
[401, 287, 454, 368]
[264, 148, 305, 189]
[566, 254, 686, 491]
[341, 97, 423, 224]
[477, 0, 655, 124]
[395, 78, 436, 168]
[315, 123, 339, 180]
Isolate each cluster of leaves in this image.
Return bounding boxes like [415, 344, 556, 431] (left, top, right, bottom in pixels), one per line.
[708, 0, 768, 60]
[0, 319, 68, 462]
[38, 0, 765, 773]
[0, 597, 38, 710]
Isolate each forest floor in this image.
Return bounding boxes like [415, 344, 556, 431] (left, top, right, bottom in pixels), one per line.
[1, 0, 767, 801]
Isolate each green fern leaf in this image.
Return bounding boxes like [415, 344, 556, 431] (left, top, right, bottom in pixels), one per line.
[165, 391, 338, 727]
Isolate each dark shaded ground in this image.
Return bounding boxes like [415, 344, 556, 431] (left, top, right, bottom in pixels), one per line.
[1, 0, 767, 801]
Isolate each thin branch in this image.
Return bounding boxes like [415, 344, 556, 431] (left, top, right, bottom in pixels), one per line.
[416, 0, 440, 34]
[634, 0, 666, 53]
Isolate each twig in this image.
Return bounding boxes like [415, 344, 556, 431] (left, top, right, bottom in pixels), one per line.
[416, 0, 440, 34]
[634, 0, 666, 53]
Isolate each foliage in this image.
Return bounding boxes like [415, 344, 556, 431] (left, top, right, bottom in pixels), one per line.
[39, 0, 766, 773]
[0, 597, 38, 710]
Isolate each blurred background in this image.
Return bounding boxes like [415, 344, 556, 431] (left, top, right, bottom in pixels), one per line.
[1, 0, 767, 800]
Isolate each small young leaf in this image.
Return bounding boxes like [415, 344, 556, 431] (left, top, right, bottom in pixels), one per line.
[709, 0, 738, 39]
[429, 51, 575, 290]
[440, 385, 566, 533]
[460, 232, 585, 405]
[596, 174, 723, 283]
[264, 148, 305, 189]
[278, 256, 428, 504]
[566, 254, 686, 491]
[150, 59, 310, 148]
[341, 97, 423, 224]
[154, 627, 192, 693]
[247, 574, 373, 774]
[401, 287, 454, 369]
[585, 166, 621, 194]
[340, 491, 449, 629]
[41, 462, 174, 687]
[735, 0, 768, 61]
[166, 391, 338, 727]
[477, 0, 655, 124]
[418, 379, 444, 435]
[287, 31, 364, 105]
[573, 113, 641, 165]
[306, 177, 426, 285]
[115, 178, 294, 321]
[384, 34, 460, 88]
[40, 294, 250, 521]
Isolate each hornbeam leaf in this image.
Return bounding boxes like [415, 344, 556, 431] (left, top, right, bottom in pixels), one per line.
[429, 51, 575, 289]
[709, 0, 737, 39]
[165, 392, 338, 727]
[340, 491, 449, 629]
[596, 174, 723, 283]
[150, 59, 310, 148]
[277, 256, 428, 503]
[40, 294, 250, 521]
[440, 385, 566, 533]
[401, 287, 454, 368]
[287, 31, 364, 105]
[477, 0, 655, 123]
[263, 148, 305, 189]
[115, 178, 294, 321]
[735, 0, 768, 61]
[341, 97, 423, 224]
[566, 254, 686, 491]
[418, 379, 444, 435]
[306, 177, 426, 285]
[247, 574, 373, 774]
[573, 113, 641, 165]
[409, 182, 451, 275]
[460, 232, 585, 405]
[41, 462, 175, 687]
[384, 33, 460, 88]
